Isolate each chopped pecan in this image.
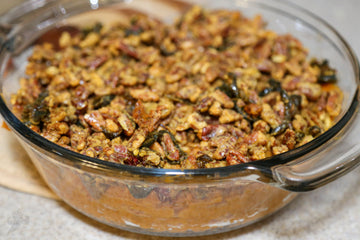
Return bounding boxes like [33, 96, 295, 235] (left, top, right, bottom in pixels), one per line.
[176, 85, 202, 103]
[210, 90, 234, 109]
[127, 129, 147, 152]
[132, 100, 161, 132]
[219, 109, 242, 124]
[161, 133, 180, 161]
[209, 101, 223, 116]
[84, 111, 105, 132]
[196, 96, 214, 113]
[118, 113, 136, 136]
[297, 82, 322, 101]
[129, 88, 160, 102]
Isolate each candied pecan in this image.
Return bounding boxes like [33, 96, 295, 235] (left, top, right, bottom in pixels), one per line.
[129, 88, 160, 102]
[260, 103, 281, 128]
[196, 96, 214, 113]
[210, 135, 237, 160]
[132, 101, 161, 132]
[209, 101, 223, 116]
[219, 109, 242, 124]
[58, 136, 70, 146]
[176, 85, 202, 103]
[150, 142, 166, 159]
[161, 133, 180, 161]
[281, 129, 297, 150]
[205, 66, 221, 83]
[244, 130, 268, 146]
[244, 103, 262, 117]
[253, 120, 270, 133]
[84, 111, 105, 132]
[292, 114, 308, 132]
[69, 125, 90, 151]
[80, 32, 100, 48]
[157, 98, 175, 119]
[127, 129, 147, 152]
[188, 112, 207, 131]
[110, 144, 139, 165]
[88, 55, 108, 70]
[297, 82, 322, 101]
[210, 90, 234, 109]
[41, 127, 61, 142]
[324, 85, 343, 117]
[134, 148, 161, 166]
[118, 113, 136, 137]
[249, 146, 269, 160]
[72, 85, 90, 112]
[117, 41, 139, 60]
[165, 65, 187, 83]
[272, 145, 289, 155]
[105, 119, 121, 135]
[226, 150, 249, 165]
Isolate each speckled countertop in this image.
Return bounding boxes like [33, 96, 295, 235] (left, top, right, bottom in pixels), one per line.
[1, 0, 360, 239]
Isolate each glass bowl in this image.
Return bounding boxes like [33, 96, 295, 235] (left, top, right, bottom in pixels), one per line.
[0, 0, 359, 237]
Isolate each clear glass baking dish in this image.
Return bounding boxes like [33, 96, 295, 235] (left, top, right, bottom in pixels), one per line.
[0, 0, 359, 237]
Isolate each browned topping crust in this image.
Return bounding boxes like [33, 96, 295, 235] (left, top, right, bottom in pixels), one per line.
[11, 6, 343, 169]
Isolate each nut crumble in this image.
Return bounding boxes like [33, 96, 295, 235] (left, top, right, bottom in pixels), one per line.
[11, 6, 343, 169]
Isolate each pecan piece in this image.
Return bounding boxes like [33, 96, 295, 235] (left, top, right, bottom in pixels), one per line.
[161, 133, 180, 161]
[129, 88, 160, 102]
[118, 113, 136, 136]
[210, 89, 234, 109]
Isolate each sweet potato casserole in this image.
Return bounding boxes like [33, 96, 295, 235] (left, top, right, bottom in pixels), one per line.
[11, 6, 343, 169]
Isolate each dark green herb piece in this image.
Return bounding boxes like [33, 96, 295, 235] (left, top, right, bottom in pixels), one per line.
[217, 73, 240, 99]
[164, 94, 187, 103]
[160, 45, 176, 56]
[215, 38, 234, 51]
[295, 131, 305, 142]
[217, 83, 234, 98]
[311, 59, 337, 84]
[141, 130, 163, 148]
[271, 122, 289, 136]
[82, 22, 103, 36]
[308, 125, 321, 137]
[229, 72, 240, 98]
[141, 130, 188, 161]
[258, 87, 273, 97]
[103, 129, 122, 140]
[125, 26, 144, 37]
[280, 89, 290, 103]
[93, 95, 115, 109]
[233, 101, 258, 123]
[290, 95, 302, 108]
[269, 79, 282, 91]
[259, 78, 282, 96]
[22, 91, 49, 125]
[260, 79, 302, 130]
[196, 154, 213, 168]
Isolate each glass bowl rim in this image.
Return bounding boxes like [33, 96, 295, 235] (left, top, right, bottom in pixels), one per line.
[0, 0, 359, 177]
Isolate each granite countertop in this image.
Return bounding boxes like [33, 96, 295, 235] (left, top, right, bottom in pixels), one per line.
[1, 0, 360, 239]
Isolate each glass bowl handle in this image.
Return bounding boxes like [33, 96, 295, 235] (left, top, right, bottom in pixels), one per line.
[272, 108, 360, 192]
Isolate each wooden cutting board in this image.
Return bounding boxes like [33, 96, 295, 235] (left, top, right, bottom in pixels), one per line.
[0, 117, 59, 200]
